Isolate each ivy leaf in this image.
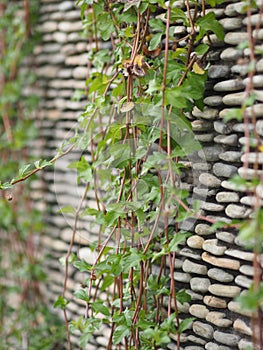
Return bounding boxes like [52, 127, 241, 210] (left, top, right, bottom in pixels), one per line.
[74, 289, 89, 302]
[92, 301, 111, 316]
[53, 295, 69, 310]
[168, 231, 190, 251]
[74, 259, 92, 272]
[196, 12, 224, 41]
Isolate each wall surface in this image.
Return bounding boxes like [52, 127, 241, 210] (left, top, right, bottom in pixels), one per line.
[35, 1, 263, 349]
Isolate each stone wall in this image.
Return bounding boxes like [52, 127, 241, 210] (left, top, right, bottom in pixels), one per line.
[35, 1, 263, 349]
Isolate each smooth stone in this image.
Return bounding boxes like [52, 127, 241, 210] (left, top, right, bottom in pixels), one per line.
[213, 121, 232, 134]
[203, 239, 227, 256]
[208, 66, 230, 79]
[228, 301, 253, 317]
[233, 319, 252, 336]
[187, 335, 207, 345]
[238, 166, 263, 180]
[190, 277, 211, 293]
[214, 134, 238, 146]
[192, 107, 218, 120]
[213, 331, 240, 346]
[225, 249, 254, 261]
[235, 275, 252, 289]
[239, 264, 254, 276]
[224, 32, 249, 45]
[193, 162, 211, 171]
[184, 347, 203, 350]
[216, 231, 235, 244]
[219, 151, 242, 162]
[203, 295, 227, 309]
[256, 119, 263, 136]
[246, 103, 263, 117]
[187, 235, 204, 249]
[206, 215, 232, 224]
[204, 96, 223, 107]
[199, 173, 221, 188]
[202, 252, 240, 270]
[240, 195, 263, 207]
[193, 188, 216, 198]
[208, 284, 241, 298]
[58, 21, 82, 32]
[256, 184, 263, 198]
[221, 179, 248, 192]
[243, 13, 263, 26]
[219, 17, 242, 30]
[214, 79, 244, 92]
[200, 201, 224, 212]
[179, 248, 201, 260]
[195, 223, 212, 236]
[193, 321, 214, 339]
[189, 304, 209, 319]
[231, 63, 249, 76]
[225, 204, 252, 219]
[232, 123, 254, 132]
[177, 301, 190, 313]
[208, 268, 234, 283]
[186, 289, 203, 301]
[183, 259, 207, 275]
[213, 163, 237, 178]
[241, 152, 263, 164]
[238, 339, 253, 350]
[257, 58, 263, 72]
[216, 191, 239, 203]
[195, 133, 215, 142]
[191, 120, 213, 131]
[174, 272, 191, 283]
[243, 75, 263, 88]
[198, 146, 223, 162]
[206, 343, 231, 350]
[220, 47, 243, 61]
[206, 312, 232, 327]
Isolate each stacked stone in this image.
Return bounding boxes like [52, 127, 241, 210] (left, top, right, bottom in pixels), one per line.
[172, 1, 263, 349]
[34, 0, 263, 349]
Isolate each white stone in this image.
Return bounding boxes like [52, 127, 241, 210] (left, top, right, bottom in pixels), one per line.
[216, 192, 239, 203]
[189, 304, 209, 319]
[225, 204, 252, 219]
[208, 268, 234, 283]
[203, 239, 227, 256]
[193, 321, 214, 339]
[190, 277, 211, 293]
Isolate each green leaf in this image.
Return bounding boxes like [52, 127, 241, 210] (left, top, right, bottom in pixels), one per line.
[58, 206, 76, 215]
[168, 231, 190, 251]
[92, 301, 110, 316]
[149, 18, 166, 32]
[74, 259, 92, 272]
[113, 324, 130, 344]
[148, 32, 163, 50]
[224, 108, 243, 122]
[196, 12, 224, 41]
[53, 295, 69, 310]
[179, 317, 195, 333]
[74, 289, 89, 302]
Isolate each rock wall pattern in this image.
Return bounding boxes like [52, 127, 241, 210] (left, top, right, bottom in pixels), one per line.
[35, 1, 263, 349]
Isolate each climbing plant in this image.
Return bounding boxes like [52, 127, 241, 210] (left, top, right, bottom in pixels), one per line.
[0, 1, 65, 349]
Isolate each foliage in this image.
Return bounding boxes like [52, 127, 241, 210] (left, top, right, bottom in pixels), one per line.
[0, 1, 65, 349]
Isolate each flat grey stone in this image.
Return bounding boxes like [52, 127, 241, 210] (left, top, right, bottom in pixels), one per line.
[239, 264, 254, 276]
[183, 259, 207, 275]
[192, 162, 211, 171]
[206, 311, 232, 327]
[235, 275, 252, 288]
[213, 331, 240, 346]
[241, 152, 263, 164]
[243, 13, 263, 26]
[200, 201, 224, 212]
[186, 289, 203, 301]
[257, 58, 263, 72]
[179, 248, 201, 260]
[203, 239, 227, 256]
[243, 75, 263, 88]
[238, 166, 263, 180]
[209, 284, 241, 298]
[192, 107, 218, 120]
[225, 32, 249, 45]
[232, 123, 254, 132]
[205, 342, 231, 350]
[208, 65, 230, 79]
[203, 295, 227, 309]
[220, 47, 243, 61]
[190, 277, 211, 293]
[225, 249, 254, 261]
[240, 195, 263, 207]
[214, 79, 244, 92]
[187, 235, 205, 249]
[216, 191, 239, 203]
[199, 173, 221, 188]
[225, 204, 252, 219]
[192, 120, 213, 131]
[216, 231, 235, 244]
[219, 151, 242, 162]
[204, 96, 223, 107]
[233, 319, 252, 336]
[213, 121, 232, 134]
[189, 304, 209, 318]
[208, 268, 234, 283]
[195, 133, 215, 142]
[213, 163, 237, 178]
[214, 134, 238, 146]
[195, 223, 212, 236]
[174, 272, 191, 283]
[187, 335, 207, 345]
[219, 17, 242, 30]
[202, 252, 240, 270]
[256, 119, 263, 136]
[193, 187, 216, 198]
[238, 339, 254, 350]
[193, 321, 214, 339]
[228, 301, 253, 317]
[198, 145, 223, 161]
[221, 179, 248, 192]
